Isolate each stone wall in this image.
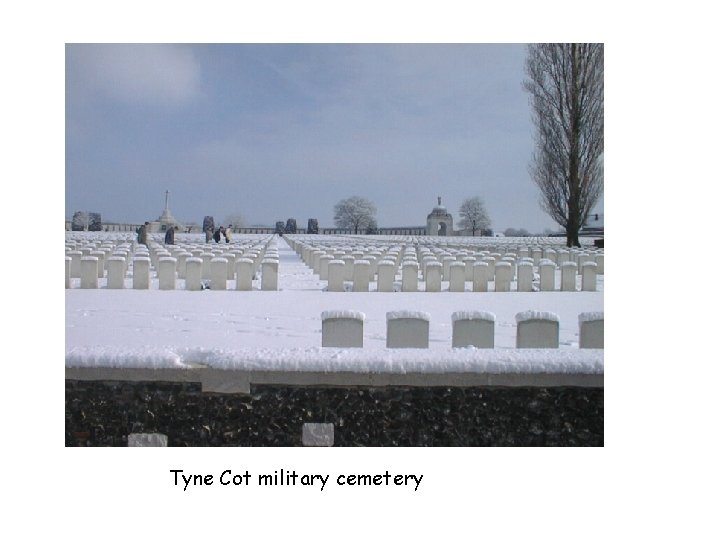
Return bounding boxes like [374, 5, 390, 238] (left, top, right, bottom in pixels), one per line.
[66, 380, 603, 447]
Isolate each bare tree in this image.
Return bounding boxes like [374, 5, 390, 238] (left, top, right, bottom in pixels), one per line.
[333, 196, 377, 234]
[223, 213, 246, 228]
[524, 43, 604, 247]
[458, 196, 491, 236]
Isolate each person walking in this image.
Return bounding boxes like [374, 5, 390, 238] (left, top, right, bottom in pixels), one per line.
[205, 226, 213, 243]
[164, 225, 176, 245]
[223, 225, 232, 243]
[138, 222, 149, 246]
[213, 227, 222, 243]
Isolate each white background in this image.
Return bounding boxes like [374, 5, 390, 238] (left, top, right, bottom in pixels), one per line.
[3, 1, 718, 537]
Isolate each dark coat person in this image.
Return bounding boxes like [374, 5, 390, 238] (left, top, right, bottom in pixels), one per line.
[164, 226, 175, 245]
[138, 222, 149, 246]
[213, 228, 222, 243]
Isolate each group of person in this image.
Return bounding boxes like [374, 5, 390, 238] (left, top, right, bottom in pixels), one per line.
[136, 223, 233, 246]
[206, 225, 232, 244]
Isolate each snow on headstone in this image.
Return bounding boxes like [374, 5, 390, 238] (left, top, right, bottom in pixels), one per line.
[321, 310, 365, 347]
[425, 261, 442, 292]
[448, 261, 465, 292]
[210, 257, 228, 291]
[579, 312, 604, 349]
[352, 260, 371, 292]
[561, 262, 578, 291]
[107, 256, 125, 289]
[494, 261, 512, 292]
[158, 257, 177, 290]
[516, 261, 533, 292]
[327, 260, 345, 292]
[515, 310, 560, 348]
[401, 261, 419, 292]
[261, 259, 278, 290]
[377, 260, 395, 292]
[386, 310, 430, 348]
[539, 260, 556, 291]
[132, 257, 151, 289]
[185, 257, 203, 291]
[451, 311, 495, 348]
[581, 262, 598, 292]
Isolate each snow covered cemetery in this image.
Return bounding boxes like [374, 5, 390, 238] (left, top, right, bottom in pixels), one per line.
[65, 231, 604, 446]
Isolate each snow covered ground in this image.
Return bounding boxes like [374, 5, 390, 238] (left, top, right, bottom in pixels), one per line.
[65, 234, 603, 372]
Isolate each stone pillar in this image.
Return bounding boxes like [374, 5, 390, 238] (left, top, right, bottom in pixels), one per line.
[579, 312, 604, 349]
[201, 253, 213, 279]
[596, 254, 604, 275]
[376, 261, 395, 292]
[319, 255, 334, 280]
[107, 256, 125, 289]
[448, 261, 465, 292]
[176, 252, 190, 279]
[80, 256, 99, 289]
[561, 262, 578, 291]
[132, 257, 151, 289]
[472, 261, 490, 292]
[352, 260, 371, 292]
[185, 257, 203, 291]
[235, 258, 254, 291]
[342, 255, 355, 281]
[494, 262, 512, 292]
[576, 253, 590, 274]
[157, 257, 177, 290]
[261, 259, 278, 290]
[327, 260, 345, 292]
[68, 250, 82, 278]
[224, 253, 236, 280]
[556, 250, 570, 266]
[531, 248, 542, 265]
[462, 257, 476, 281]
[517, 261, 534, 292]
[65, 256, 71, 289]
[424, 261, 442, 292]
[208, 257, 227, 291]
[401, 261, 419, 292]
[90, 251, 105, 278]
[581, 262, 598, 291]
[539, 260, 556, 291]
[481, 256, 496, 281]
[441, 256, 456, 281]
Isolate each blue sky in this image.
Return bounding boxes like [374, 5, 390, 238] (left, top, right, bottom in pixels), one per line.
[66, 43, 599, 232]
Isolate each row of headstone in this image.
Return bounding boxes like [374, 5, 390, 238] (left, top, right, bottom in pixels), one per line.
[66, 238, 279, 290]
[321, 310, 604, 349]
[286, 236, 602, 293]
[318, 258, 599, 292]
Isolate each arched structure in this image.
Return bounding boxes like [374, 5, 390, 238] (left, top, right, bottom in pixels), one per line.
[426, 197, 454, 236]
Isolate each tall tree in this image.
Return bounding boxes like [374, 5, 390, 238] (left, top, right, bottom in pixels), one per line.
[333, 196, 377, 234]
[458, 196, 491, 236]
[524, 43, 604, 247]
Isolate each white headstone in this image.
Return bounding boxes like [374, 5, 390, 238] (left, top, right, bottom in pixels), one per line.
[158, 257, 177, 290]
[321, 310, 365, 347]
[579, 312, 604, 349]
[386, 311, 430, 348]
[515, 311, 560, 348]
[451, 311, 495, 348]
